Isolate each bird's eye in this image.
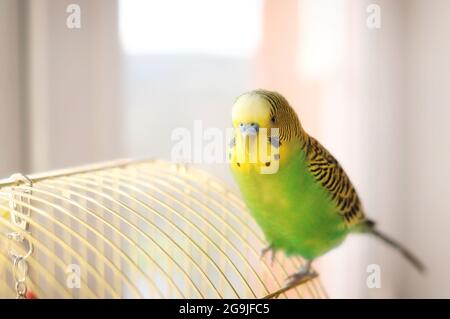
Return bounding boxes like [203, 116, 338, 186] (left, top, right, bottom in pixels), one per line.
[271, 116, 276, 123]
[239, 123, 243, 127]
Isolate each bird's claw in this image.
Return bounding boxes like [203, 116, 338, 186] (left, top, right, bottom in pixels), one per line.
[262, 270, 318, 299]
[285, 269, 318, 288]
[262, 261, 318, 299]
[260, 245, 276, 266]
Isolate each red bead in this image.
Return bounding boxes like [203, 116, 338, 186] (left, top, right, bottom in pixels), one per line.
[26, 291, 37, 299]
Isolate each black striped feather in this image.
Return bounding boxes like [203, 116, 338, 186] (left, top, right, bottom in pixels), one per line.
[305, 136, 366, 228]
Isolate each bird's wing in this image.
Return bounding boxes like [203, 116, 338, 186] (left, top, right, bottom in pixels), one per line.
[305, 136, 366, 227]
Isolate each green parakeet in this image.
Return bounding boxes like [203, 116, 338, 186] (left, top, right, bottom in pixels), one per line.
[229, 89, 424, 292]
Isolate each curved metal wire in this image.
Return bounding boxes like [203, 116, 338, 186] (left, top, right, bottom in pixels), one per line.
[90, 171, 265, 297]
[161, 163, 326, 298]
[0, 159, 327, 299]
[106, 169, 286, 297]
[0, 211, 100, 298]
[142, 168, 306, 297]
[22, 185, 180, 298]
[141, 163, 322, 298]
[65, 174, 242, 298]
[40, 179, 206, 298]
[0, 201, 129, 298]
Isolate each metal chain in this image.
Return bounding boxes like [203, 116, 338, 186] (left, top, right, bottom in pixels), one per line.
[7, 173, 33, 299]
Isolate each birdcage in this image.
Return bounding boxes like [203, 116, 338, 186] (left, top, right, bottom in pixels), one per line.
[0, 159, 327, 299]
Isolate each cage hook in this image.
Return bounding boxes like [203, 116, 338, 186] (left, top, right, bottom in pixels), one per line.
[7, 173, 34, 299]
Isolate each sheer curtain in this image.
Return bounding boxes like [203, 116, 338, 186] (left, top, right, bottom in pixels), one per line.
[0, 0, 123, 175]
[0, 0, 25, 176]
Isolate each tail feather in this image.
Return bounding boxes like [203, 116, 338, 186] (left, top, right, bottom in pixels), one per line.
[368, 225, 426, 273]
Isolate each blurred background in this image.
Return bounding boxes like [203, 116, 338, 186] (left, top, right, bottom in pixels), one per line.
[1, 0, 449, 298]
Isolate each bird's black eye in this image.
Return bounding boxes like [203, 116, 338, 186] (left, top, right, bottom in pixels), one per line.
[271, 116, 276, 123]
[239, 123, 243, 127]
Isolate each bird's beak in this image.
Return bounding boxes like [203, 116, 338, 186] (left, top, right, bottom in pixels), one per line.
[240, 123, 259, 137]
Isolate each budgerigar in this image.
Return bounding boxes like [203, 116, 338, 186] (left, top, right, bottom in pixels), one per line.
[229, 89, 424, 294]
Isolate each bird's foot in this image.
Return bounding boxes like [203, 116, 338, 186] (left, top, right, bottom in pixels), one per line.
[284, 267, 318, 288]
[262, 260, 318, 299]
[260, 245, 277, 266]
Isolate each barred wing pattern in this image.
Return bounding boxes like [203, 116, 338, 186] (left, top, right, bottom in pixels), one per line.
[305, 137, 365, 227]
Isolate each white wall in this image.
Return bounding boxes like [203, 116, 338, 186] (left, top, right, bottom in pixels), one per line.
[1, 0, 123, 176]
[402, 0, 450, 298]
[26, 0, 123, 173]
[321, 0, 450, 298]
[0, 0, 25, 176]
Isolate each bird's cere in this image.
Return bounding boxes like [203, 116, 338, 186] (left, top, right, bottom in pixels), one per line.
[240, 122, 259, 136]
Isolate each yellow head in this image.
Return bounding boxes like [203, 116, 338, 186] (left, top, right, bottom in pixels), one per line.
[232, 89, 303, 142]
[230, 90, 305, 174]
